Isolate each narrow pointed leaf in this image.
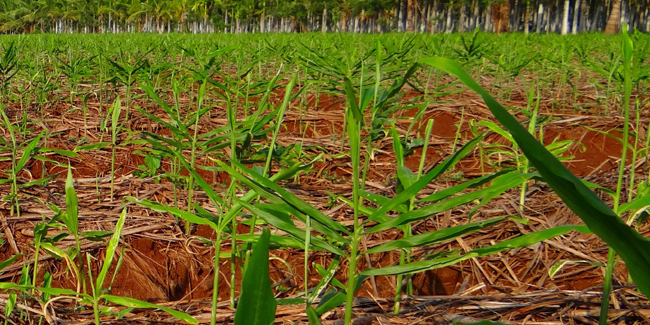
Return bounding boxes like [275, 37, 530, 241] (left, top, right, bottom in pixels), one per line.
[362, 225, 590, 276]
[96, 208, 127, 290]
[343, 77, 362, 122]
[419, 171, 510, 203]
[0, 254, 20, 272]
[368, 135, 483, 221]
[234, 228, 277, 325]
[367, 172, 530, 233]
[218, 160, 350, 240]
[65, 166, 78, 235]
[364, 217, 506, 255]
[16, 131, 43, 171]
[238, 200, 346, 256]
[101, 295, 198, 324]
[126, 197, 219, 230]
[420, 56, 650, 297]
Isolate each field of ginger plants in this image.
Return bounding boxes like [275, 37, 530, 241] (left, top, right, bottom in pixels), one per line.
[0, 30, 650, 325]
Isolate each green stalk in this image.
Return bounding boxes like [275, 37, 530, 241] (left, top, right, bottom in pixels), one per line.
[31, 220, 44, 295]
[601, 25, 633, 325]
[87, 255, 100, 325]
[263, 74, 297, 176]
[172, 76, 181, 209]
[244, 73, 251, 121]
[2, 111, 18, 217]
[242, 76, 267, 265]
[362, 41, 383, 190]
[345, 222, 360, 325]
[227, 93, 239, 309]
[393, 251, 406, 315]
[344, 109, 362, 325]
[520, 88, 540, 210]
[214, 94, 237, 325]
[211, 232, 222, 325]
[76, 235, 85, 294]
[242, 74, 297, 270]
[600, 248, 617, 325]
[110, 143, 116, 201]
[109, 98, 121, 202]
[98, 52, 104, 117]
[628, 98, 640, 204]
[393, 120, 434, 315]
[418, 120, 435, 179]
[304, 214, 311, 308]
[424, 67, 434, 98]
[10, 134, 18, 218]
[185, 81, 206, 234]
[645, 101, 650, 170]
[124, 75, 132, 121]
[228, 183, 237, 309]
[299, 68, 306, 135]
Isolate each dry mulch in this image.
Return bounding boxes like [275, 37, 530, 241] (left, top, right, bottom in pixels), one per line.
[1, 77, 649, 324]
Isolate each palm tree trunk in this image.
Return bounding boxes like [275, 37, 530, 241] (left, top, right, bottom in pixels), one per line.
[424, 1, 436, 34]
[398, 0, 407, 32]
[561, 0, 570, 34]
[406, 0, 412, 31]
[545, 6, 550, 33]
[459, 4, 466, 32]
[224, 10, 229, 33]
[445, 1, 453, 33]
[472, 0, 479, 30]
[485, 4, 492, 32]
[619, 0, 627, 29]
[537, 3, 544, 33]
[491, 2, 509, 34]
[524, 2, 530, 35]
[512, 0, 519, 31]
[554, 0, 561, 32]
[631, 1, 639, 31]
[572, 0, 581, 33]
[605, 0, 621, 33]
[590, 0, 601, 31]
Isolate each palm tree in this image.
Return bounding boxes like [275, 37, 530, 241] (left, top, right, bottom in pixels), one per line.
[491, 0, 509, 34]
[168, 0, 187, 32]
[604, 0, 621, 33]
[1, 0, 650, 34]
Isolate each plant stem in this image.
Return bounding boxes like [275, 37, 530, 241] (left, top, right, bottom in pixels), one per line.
[345, 234, 359, 325]
[393, 251, 405, 315]
[77, 238, 86, 294]
[211, 233, 222, 325]
[344, 108, 362, 325]
[110, 142, 116, 201]
[304, 215, 311, 307]
[186, 81, 204, 234]
[601, 25, 633, 325]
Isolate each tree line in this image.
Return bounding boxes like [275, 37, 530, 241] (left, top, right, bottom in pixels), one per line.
[0, 0, 644, 34]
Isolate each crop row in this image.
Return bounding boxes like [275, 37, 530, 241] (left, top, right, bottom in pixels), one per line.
[0, 30, 648, 325]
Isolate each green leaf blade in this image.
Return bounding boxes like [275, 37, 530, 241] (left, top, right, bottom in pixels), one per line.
[234, 228, 277, 325]
[420, 56, 650, 297]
